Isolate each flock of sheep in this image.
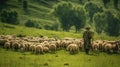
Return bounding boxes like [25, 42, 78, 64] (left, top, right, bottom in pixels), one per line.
[0, 35, 120, 54]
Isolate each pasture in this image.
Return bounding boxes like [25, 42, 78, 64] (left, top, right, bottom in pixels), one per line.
[0, 47, 120, 67]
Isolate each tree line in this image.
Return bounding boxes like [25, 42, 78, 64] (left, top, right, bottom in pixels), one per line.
[0, 0, 120, 36]
[53, 1, 120, 36]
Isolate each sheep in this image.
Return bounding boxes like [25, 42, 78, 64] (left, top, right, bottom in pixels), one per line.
[55, 40, 62, 49]
[92, 42, 99, 51]
[4, 41, 11, 50]
[61, 40, 72, 48]
[24, 42, 31, 51]
[30, 44, 36, 53]
[104, 43, 113, 53]
[30, 45, 36, 53]
[0, 39, 8, 47]
[66, 44, 79, 54]
[12, 41, 20, 51]
[43, 47, 49, 53]
[35, 45, 43, 54]
[42, 42, 50, 48]
[74, 39, 84, 51]
[49, 44, 56, 52]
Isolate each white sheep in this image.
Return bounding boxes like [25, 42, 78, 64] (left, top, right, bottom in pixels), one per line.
[30, 45, 36, 53]
[4, 41, 11, 50]
[0, 39, 8, 47]
[49, 44, 56, 52]
[66, 44, 79, 54]
[43, 47, 49, 53]
[12, 41, 20, 51]
[35, 45, 43, 54]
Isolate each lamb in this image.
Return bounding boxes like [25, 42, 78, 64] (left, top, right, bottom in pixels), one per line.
[66, 44, 79, 54]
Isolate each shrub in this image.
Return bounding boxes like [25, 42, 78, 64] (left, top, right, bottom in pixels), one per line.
[0, 9, 19, 25]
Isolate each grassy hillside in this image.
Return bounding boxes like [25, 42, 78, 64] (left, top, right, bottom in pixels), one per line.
[0, 23, 120, 40]
[0, 0, 120, 39]
[5, 0, 57, 26]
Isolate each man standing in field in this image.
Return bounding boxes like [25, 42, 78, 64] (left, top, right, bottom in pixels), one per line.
[83, 27, 94, 54]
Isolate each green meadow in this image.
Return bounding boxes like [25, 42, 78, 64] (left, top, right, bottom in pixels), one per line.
[0, 47, 120, 67]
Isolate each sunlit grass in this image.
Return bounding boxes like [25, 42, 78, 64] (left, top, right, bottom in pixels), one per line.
[0, 23, 120, 40]
[0, 47, 120, 67]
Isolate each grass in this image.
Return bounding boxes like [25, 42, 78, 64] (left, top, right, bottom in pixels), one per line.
[0, 47, 120, 67]
[0, 23, 120, 40]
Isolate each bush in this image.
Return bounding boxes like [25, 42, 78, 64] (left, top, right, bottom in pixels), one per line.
[0, 9, 19, 25]
[25, 20, 35, 27]
[25, 20, 42, 29]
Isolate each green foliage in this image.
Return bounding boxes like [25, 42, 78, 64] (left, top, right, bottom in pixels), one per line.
[84, 2, 103, 22]
[105, 11, 120, 36]
[54, 2, 86, 32]
[25, 20, 42, 29]
[93, 13, 107, 34]
[94, 10, 120, 36]
[54, 2, 73, 31]
[102, 0, 110, 7]
[72, 6, 86, 32]
[0, 9, 19, 25]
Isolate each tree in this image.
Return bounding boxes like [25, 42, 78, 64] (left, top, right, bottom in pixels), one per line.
[105, 11, 120, 36]
[53, 2, 86, 32]
[93, 13, 107, 34]
[72, 7, 86, 32]
[94, 10, 120, 36]
[54, 2, 73, 31]
[0, 9, 19, 25]
[84, 2, 103, 22]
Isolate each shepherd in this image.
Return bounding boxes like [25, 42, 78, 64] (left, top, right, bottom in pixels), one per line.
[83, 27, 94, 54]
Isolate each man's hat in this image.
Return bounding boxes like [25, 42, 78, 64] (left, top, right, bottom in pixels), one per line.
[85, 27, 90, 30]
